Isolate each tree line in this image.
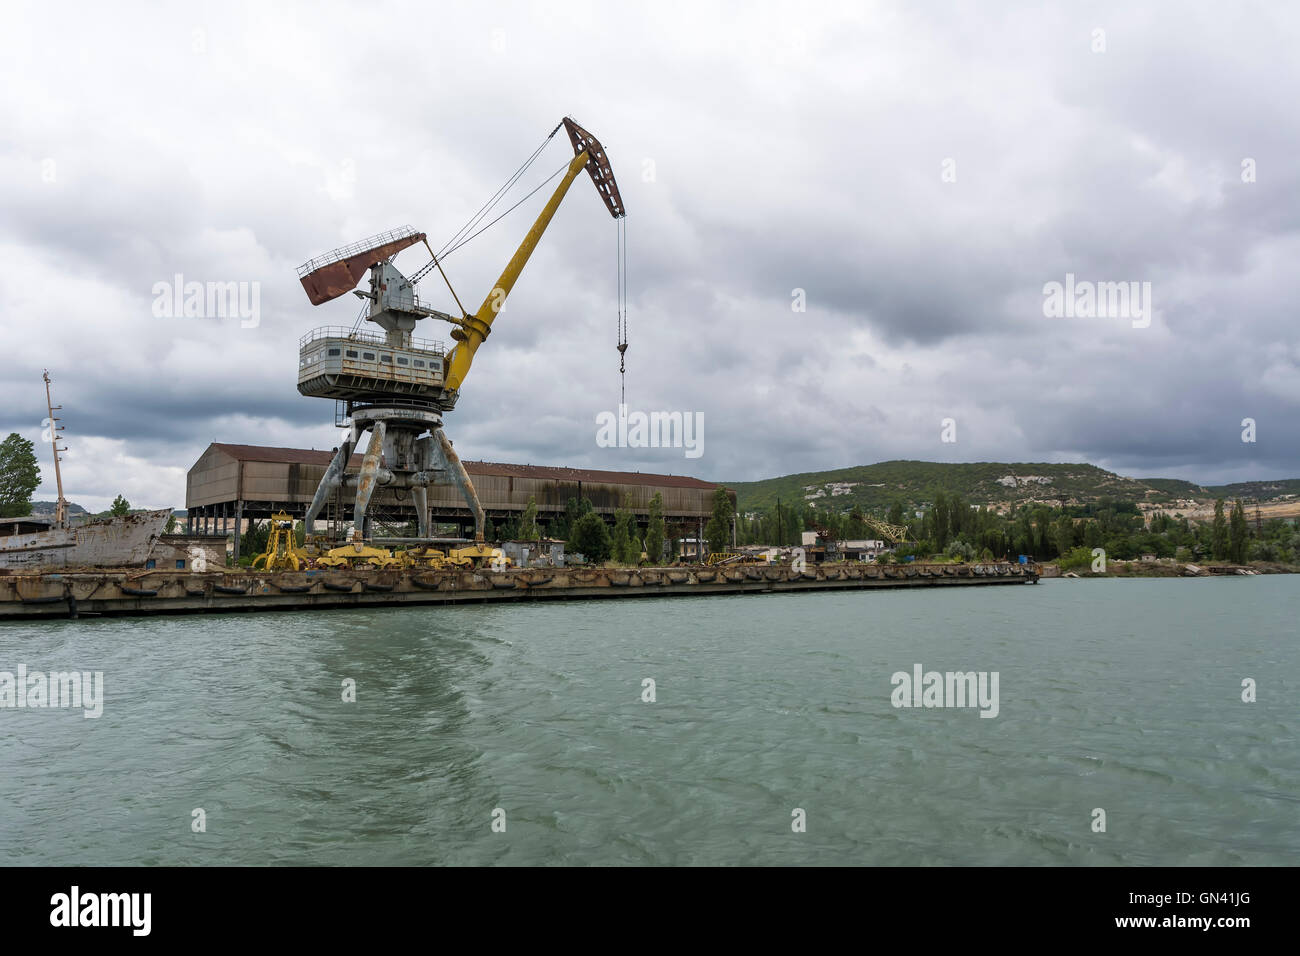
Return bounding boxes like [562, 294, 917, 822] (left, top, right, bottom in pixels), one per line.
[734, 486, 1294, 565]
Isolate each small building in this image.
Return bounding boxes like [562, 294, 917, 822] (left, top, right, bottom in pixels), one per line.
[798, 531, 891, 562]
[841, 539, 888, 561]
[677, 537, 705, 560]
[147, 534, 226, 572]
[501, 539, 566, 568]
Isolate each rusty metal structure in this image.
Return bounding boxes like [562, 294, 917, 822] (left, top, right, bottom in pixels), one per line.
[1, 373, 173, 570]
[1, 561, 1040, 620]
[41, 370, 69, 528]
[297, 227, 428, 307]
[184, 443, 724, 538]
[293, 117, 626, 548]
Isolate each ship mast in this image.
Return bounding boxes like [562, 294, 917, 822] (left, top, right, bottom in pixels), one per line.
[42, 370, 69, 529]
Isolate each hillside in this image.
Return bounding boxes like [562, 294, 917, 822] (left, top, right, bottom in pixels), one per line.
[27, 500, 90, 516]
[1205, 479, 1300, 499]
[726, 461, 1295, 516]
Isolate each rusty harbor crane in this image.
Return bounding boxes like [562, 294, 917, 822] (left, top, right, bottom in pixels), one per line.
[294, 117, 625, 563]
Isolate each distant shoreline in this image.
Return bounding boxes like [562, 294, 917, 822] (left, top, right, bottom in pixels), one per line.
[1040, 561, 1297, 578]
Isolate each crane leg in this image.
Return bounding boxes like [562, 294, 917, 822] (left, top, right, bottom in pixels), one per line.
[430, 427, 485, 543]
[411, 436, 431, 538]
[352, 421, 387, 542]
[305, 426, 357, 537]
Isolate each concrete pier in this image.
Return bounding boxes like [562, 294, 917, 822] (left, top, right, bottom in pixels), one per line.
[0, 562, 1038, 620]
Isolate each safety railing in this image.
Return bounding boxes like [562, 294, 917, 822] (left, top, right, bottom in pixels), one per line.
[296, 226, 420, 277]
[299, 326, 445, 355]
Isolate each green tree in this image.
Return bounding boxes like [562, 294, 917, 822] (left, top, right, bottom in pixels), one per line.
[570, 512, 612, 563]
[0, 433, 40, 518]
[553, 496, 593, 541]
[520, 496, 539, 541]
[704, 487, 735, 556]
[611, 509, 631, 563]
[110, 494, 131, 517]
[241, 518, 270, 558]
[945, 539, 974, 561]
[645, 492, 665, 565]
[164, 513, 177, 534]
[1211, 499, 1228, 560]
[1229, 499, 1248, 564]
[932, 490, 950, 549]
[1053, 516, 1074, 558]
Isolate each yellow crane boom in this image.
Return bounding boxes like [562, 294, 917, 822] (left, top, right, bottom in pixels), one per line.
[443, 117, 625, 392]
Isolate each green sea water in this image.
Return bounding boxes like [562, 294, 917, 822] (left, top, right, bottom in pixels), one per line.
[1, 577, 1296, 865]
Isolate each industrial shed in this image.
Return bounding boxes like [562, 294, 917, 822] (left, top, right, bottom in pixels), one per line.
[185, 443, 728, 541]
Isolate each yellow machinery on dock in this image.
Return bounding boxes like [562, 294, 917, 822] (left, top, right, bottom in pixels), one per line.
[251, 512, 311, 571]
[249, 528, 514, 572]
[314, 539, 404, 570]
[446, 543, 513, 570]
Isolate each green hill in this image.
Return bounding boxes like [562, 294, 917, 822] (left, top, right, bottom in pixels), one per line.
[726, 461, 1276, 516]
[27, 500, 89, 515]
[1136, 478, 1208, 497]
[1205, 479, 1300, 499]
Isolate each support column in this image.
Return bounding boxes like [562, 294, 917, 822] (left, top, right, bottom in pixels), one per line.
[412, 434, 432, 538]
[352, 422, 387, 542]
[233, 500, 243, 563]
[305, 428, 358, 535]
[430, 427, 485, 543]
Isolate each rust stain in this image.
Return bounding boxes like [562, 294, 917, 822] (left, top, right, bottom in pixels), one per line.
[299, 233, 427, 306]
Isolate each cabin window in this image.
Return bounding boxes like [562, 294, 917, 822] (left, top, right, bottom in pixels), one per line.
[396, 357, 409, 365]
[145, 559, 156, 569]
[381, 354, 393, 363]
[363, 352, 375, 360]
[328, 348, 341, 356]
[176, 559, 186, 569]
[345, 350, 358, 358]
[413, 360, 425, 368]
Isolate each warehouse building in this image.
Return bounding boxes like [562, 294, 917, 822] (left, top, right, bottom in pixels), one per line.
[185, 443, 729, 547]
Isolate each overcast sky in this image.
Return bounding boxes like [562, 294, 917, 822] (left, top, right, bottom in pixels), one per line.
[2, 1, 1297, 511]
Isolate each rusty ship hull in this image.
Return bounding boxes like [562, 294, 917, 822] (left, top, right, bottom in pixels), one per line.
[0, 509, 171, 570]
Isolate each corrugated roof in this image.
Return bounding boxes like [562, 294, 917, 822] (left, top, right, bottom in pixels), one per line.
[205, 443, 718, 489]
[209, 443, 342, 465]
[462, 460, 717, 489]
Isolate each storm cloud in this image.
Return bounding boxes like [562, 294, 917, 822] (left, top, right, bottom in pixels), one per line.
[1, 0, 1296, 510]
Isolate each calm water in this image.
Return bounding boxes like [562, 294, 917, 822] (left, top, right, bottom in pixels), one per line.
[1, 578, 1296, 866]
